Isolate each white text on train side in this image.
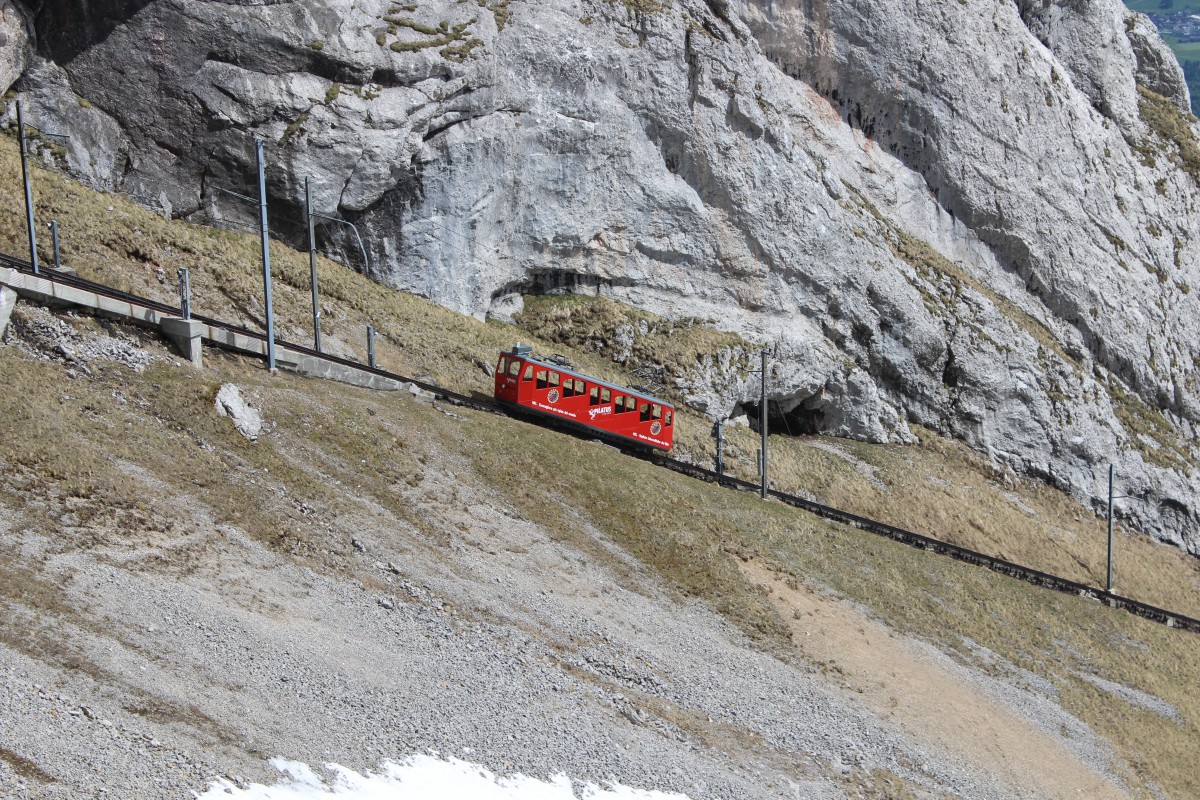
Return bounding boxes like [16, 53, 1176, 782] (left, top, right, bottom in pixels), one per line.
[531, 401, 575, 418]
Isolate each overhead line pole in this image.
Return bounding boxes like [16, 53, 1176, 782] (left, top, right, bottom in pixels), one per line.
[1107, 464, 1115, 594]
[760, 349, 769, 500]
[255, 139, 276, 372]
[17, 101, 39, 275]
[305, 176, 322, 353]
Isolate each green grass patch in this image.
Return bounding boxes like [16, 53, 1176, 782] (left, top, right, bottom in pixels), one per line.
[379, 14, 481, 61]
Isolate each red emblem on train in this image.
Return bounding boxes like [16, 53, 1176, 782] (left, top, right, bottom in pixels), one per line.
[492, 344, 675, 451]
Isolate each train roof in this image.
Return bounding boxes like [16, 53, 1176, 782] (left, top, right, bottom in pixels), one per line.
[499, 348, 675, 409]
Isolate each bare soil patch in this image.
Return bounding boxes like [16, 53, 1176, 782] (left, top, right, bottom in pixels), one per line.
[741, 559, 1127, 800]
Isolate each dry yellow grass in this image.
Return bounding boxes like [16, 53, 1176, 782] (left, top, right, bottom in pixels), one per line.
[699, 422, 1200, 619]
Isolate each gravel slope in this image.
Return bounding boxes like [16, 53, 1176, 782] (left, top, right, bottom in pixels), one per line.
[0, 306, 1134, 799]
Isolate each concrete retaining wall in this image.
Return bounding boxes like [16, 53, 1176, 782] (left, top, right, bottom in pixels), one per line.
[0, 266, 411, 395]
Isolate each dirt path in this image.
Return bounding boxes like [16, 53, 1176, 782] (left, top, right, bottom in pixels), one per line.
[740, 560, 1128, 800]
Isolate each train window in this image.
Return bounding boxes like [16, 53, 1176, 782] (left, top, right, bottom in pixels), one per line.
[665, 410, 673, 426]
[627, 396, 638, 412]
[589, 387, 600, 405]
[498, 356, 509, 374]
[523, 365, 534, 381]
[614, 395, 624, 412]
[536, 369, 548, 389]
[574, 379, 585, 395]
[600, 388, 611, 403]
[563, 379, 574, 397]
[548, 371, 560, 387]
[508, 360, 521, 377]
[640, 402, 651, 421]
[652, 404, 662, 419]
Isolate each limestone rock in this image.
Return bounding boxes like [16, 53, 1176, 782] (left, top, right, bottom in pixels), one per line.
[1015, 0, 1144, 137]
[214, 384, 262, 442]
[0, 0, 30, 96]
[1126, 12, 1191, 113]
[6, 57, 126, 190]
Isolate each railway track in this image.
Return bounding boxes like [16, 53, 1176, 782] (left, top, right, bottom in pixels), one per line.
[4, 252, 1199, 636]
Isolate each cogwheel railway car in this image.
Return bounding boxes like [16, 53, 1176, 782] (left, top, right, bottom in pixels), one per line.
[494, 344, 675, 450]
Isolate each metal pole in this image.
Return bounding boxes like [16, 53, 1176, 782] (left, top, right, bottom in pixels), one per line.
[1107, 464, 1115, 594]
[760, 349, 769, 500]
[367, 325, 376, 368]
[48, 220, 61, 269]
[178, 268, 191, 320]
[255, 140, 276, 372]
[17, 101, 39, 275]
[306, 176, 322, 352]
[715, 419, 725, 478]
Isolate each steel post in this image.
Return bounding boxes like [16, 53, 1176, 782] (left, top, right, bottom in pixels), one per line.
[715, 419, 725, 477]
[255, 140, 276, 372]
[306, 176, 322, 352]
[178, 268, 191, 320]
[17, 101, 39, 275]
[49, 220, 61, 269]
[760, 349, 769, 500]
[1107, 464, 1115, 594]
[367, 325, 376, 368]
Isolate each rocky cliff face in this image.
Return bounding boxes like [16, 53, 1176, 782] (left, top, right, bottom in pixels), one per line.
[0, 0, 30, 96]
[5, 0, 1200, 553]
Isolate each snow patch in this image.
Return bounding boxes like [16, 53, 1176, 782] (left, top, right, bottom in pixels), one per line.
[196, 754, 694, 799]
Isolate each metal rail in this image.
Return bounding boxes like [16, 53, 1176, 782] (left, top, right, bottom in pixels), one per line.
[4, 251, 1199, 635]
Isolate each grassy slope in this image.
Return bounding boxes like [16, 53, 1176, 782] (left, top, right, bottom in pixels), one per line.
[2, 134, 1200, 796]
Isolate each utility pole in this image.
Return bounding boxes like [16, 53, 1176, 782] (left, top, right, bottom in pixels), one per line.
[1107, 464, 1115, 594]
[715, 419, 725, 478]
[305, 177, 372, 355]
[367, 325, 376, 369]
[255, 140, 276, 372]
[305, 176, 322, 352]
[17, 101, 39, 274]
[760, 349, 769, 500]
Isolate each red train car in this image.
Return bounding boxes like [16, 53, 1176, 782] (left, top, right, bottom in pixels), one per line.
[494, 344, 675, 450]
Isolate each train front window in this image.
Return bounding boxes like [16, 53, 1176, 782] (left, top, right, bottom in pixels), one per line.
[523, 365, 533, 381]
[666, 411, 673, 426]
[652, 404, 662, 419]
[508, 360, 521, 377]
[536, 369, 548, 389]
[498, 356, 509, 374]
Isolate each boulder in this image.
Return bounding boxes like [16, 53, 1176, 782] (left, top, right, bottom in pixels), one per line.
[215, 384, 263, 442]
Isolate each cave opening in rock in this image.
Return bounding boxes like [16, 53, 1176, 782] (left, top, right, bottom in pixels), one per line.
[527, 269, 608, 297]
[740, 399, 824, 436]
